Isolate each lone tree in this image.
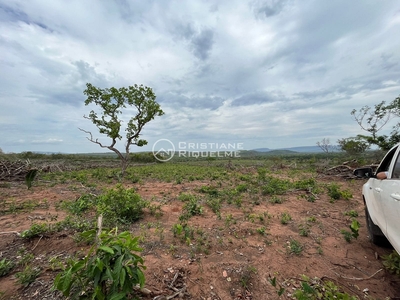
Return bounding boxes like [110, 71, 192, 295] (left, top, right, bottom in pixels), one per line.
[351, 95, 400, 150]
[337, 137, 370, 155]
[316, 138, 335, 153]
[80, 83, 164, 177]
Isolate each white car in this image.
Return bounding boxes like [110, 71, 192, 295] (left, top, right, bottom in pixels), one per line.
[354, 144, 400, 254]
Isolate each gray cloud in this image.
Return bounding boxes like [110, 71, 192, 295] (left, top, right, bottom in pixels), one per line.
[231, 91, 285, 107]
[1, 0, 400, 153]
[173, 22, 215, 60]
[252, 0, 292, 18]
[191, 29, 214, 60]
[27, 60, 108, 106]
[159, 92, 224, 110]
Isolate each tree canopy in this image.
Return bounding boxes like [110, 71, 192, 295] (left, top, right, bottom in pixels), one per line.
[80, 83, 164, 176]
[351, 95, 400, 151]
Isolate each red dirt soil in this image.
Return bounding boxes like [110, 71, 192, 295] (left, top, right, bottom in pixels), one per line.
[0, 176, 400, 299]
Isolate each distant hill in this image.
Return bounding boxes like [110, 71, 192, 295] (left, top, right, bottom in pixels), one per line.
[252, 148, 271, 152]
[252, 146, 336, 153]
[266, 149, 298, 155]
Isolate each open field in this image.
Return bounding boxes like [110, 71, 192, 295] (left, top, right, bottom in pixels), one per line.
[0, 154, 399, 299]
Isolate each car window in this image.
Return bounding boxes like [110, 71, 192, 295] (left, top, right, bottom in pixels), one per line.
[393, 152, 400, 179]
[377, 146, 398, 175]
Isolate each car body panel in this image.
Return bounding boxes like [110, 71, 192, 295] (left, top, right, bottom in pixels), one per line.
[359, 144, 400, 254]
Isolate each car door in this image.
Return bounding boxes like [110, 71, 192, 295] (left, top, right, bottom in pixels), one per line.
[366, 146, 399, 233]
[379, 147, 400, 252]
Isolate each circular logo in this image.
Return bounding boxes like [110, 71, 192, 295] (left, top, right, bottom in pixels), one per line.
[152, 139, 175, 162]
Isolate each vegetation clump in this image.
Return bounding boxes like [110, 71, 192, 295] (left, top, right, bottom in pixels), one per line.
[54, 229, 145, 299]
[96, 184, 147, 226]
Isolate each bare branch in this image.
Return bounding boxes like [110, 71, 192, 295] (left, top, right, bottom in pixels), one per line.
[78, 128, 108, 148]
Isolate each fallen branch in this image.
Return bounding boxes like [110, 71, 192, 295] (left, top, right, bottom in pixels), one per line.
[32, 235, 43, 251]
[166, 286, 187, 300]
[0, 231, 20, 235]
[330, 268, 383, 281]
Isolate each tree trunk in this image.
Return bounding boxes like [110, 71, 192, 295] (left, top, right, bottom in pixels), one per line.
[121, 157, 129, 178]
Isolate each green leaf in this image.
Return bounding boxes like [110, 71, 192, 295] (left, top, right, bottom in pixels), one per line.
[96, 257, 105, 271]
[25, 169, 38, 189]
[350, 219, 360, 239]
[278, 287, 285, 296]
[120, 268, 126, 288]
[62, 270, 73, 294]
[113, 255, 124, 279]
[99, 246, 114, 254]
[109, 292, 126, 300]
[71, 259, 86, 273]
[269, 276, 276, 287]
[301, 282, 315, 294]
[94, 285, 105, 300]
[137, 268, 145, 287]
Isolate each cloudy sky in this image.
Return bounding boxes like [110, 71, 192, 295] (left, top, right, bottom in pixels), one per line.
[1, 0, 400, 154]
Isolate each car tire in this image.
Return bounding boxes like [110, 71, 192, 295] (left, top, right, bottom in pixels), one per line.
[365, 206, 387, 245]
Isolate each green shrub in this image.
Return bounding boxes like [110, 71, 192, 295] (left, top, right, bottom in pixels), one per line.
[179, 197, 203, 221]
[206, 197, 222, 214]
[178, 193, 197, 202]
[326, 183, 341, 200]
[294, 177, 318, 191]
[270, 275, 358, 299]
[15, 265, 41, 286]
[96, 184, 147, 226]
[54, 215, 95, 232]
[25, 169, 38, 189]
[63, 194, 97, 216]
[54, 229, 146, 299]
[280, 212, 292, 224]
[269, 195, 283, 204]
[235, 183, 248, 193]
[326, 183, 353, 201]
[288, 239, 303, 255]
[298, 224, 310, 237]
[199, 185, 219, 196]
[382, 251, 400, 275]
[20, 223, 49, 239]
[344, 210, 358, 217]
[0, 258, 15, 277]
[262, 176, 291, 195]
[293, 276, 358, 299]
[340, 219, 360, 243]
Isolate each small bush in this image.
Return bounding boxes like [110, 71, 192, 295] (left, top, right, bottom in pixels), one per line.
[326, 183, 341, 200]
[294, 178, 319, 192]
[178, 193, 197, 202]
[206, 197, 222, 214]
[0, 258, 15, 277]
[262, 176, 291, 195]
[382, 251, 400, 275]
[54, 229, 146, 299]
[96, 184, 147, 226]
[236, 183, 248, 193]
[280, 212, 292, 224]
[180, 198, 203, 221]
[15, 265, 41, 286]
[326, 183, 353, 201]
[199, 185, 219, 196]
[344, 210, 358, 217]
[292, 276, 358, 299]
[20, 223, 49, 239]
[288, 239, 303, 255]
[269, 196, 283, 204]
[63, 194, 97, 216]
[340, 219, 360, 243]
[298, 224, 310, 237]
